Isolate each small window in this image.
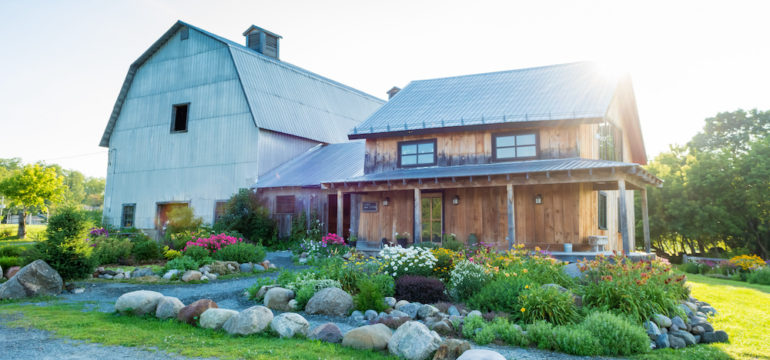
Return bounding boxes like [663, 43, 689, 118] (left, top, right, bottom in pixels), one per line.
[598, 192, 607, 230]
[598, 122, 622, 161]
[276, 196, 295, 214]
[214, 201, 227, 224]
[122, 204, 136, 228]
[493, 132, 538, 161]
[171, 103, 189, 133]
[180, 27, 189, 41]
[398, 139, 436, 167]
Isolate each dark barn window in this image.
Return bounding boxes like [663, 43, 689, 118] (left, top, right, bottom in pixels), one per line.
[180, 27, 189, 40]
[598, 192, 607, 230]
[493, 132, 538, 161]
[276, 196, 295, 214]
[398, 139, 437, 167]
[122, 204, 136, 228]
[171, 103, 189, 133]
[214, 201, 227, 224]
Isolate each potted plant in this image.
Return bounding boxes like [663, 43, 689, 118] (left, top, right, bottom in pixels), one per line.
[395, 232, 410, 247]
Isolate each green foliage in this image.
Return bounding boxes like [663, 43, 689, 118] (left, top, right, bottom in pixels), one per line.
[246, 277, 276, 302]
[441, 234, 464, 251]
[182, 245, 211, 262]
[467, 276, 529, 313]
[682, 262, 701, 274]
[165, 207, 203, 235]
[448, 260, 492, 302]
[461, 313, 485, 339]
[354, 277, 387, 312]
[0, 256, 23, 269]
[526, 321, 555, 350]
[130, 238, 162, 263]
[213, 189, 277, 245]
[0, 245, 25, 257]
[213, 242, 266, 264]
[35, 208, 95, 281]
[472, 325, 496, 345]
[0, 164, 66, 237]
[487, 317, 529, 347]
[552, 325, 601, 356]
[518, 286, 579, 325]
[162, 256, 199, 272]
[748, 266, 770, 285]
[582, 311, 650, 356]
[369, 273, 395, 297]
[92, 237, 133, 265]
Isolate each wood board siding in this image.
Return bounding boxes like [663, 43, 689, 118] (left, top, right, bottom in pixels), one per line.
[260, 188, 333, 238]
[444, 187, 508, 248]
[364, 126, 580, 174]
[357, 191, 414, 244]
[513, 184, 580, 247]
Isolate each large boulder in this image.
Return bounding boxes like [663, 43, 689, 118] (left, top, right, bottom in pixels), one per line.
[263, 287, 295, 311]
[669, 334, 686, 349]
[342, 323, 392, 350]
[5, 266, 21, 279]
[114, 290, 163, 316]
[308, 322, 343, 343]
[177, 299, 218, 325]
[644, 320, 661, 339]
[396, 302, 422, 319]
[433, 339, 471, 360]
[223, 306, 273, 335]
[701, 330, 729, 344]
[181, 270, 202, 282]
[155, 296, 185, 319]
[200, 308, 239, 330]
[0, 260, 63, 300]
[209, 261, 239, 275]
[652, 314, 672, 328]
[305, 287, 354, 317]
[456, 349, 506, 360]
[562, 263, 586, 279]
[388, 321, 442, 360]
[670, 330, 696, 346]
[417, 304, 440, 320]
[270, 312, 310, 338]
[654, 333, 670, 349]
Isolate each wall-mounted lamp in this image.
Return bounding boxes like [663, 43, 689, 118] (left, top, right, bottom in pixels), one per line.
[452, 195, 460, 205]
[383, 197, 390, 206]
[534, 194, 543, 205]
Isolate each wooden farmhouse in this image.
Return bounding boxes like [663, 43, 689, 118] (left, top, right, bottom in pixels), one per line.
[256, 62, 662, 254]
[98, 21, 383, 238]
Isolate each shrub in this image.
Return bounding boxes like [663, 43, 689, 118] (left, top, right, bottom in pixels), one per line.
[92, 237, 133, 265]
[431, 248, 464, 282]
[448, 260, 491, 302]
[395, 275, 447, 303]
[184, 233, 243, 253]
[552, 325, 601, 356]
[581, 254, 689, 323]
[0, 245, 25, 257]
[165, 206, 203, 235]
[35, 208, 95, 281]
[441, 234, 464, 251]
[582, 311, 649, 356]
[379, 246, 437, 278]
[163, 246, 182, 260]
[526, 321, 555, 350]
[682, 261, 700, 274]
[354, 277, 387, 312]
[466, 276, 529, 313]
[518, 286, 579, 325]
[162, 256, 200, 272]
[0, 256, 23, 269]
[473, 325, 496, 345]
[488, 317, 529, 347]
[131, 239, 162, 263]
[213, 242, 266, 264]
[213, 189, 277, 245]
[370, 273, 395, 297]
[729, 254, 766, 271]
[748, 266, 770, 285]
[182, 245, 211, 262]
[461, 313, 485, 338]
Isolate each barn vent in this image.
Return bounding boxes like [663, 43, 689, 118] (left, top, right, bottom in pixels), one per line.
[243, 25, 282, 60]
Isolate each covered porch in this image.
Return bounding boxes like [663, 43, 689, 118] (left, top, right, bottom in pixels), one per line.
[323, 158, 662, 255]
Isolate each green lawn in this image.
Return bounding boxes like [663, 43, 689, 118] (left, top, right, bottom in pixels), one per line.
[635, 273, 770, 360]
[0, 302, 396, 360]
[0, 223, 46, 243]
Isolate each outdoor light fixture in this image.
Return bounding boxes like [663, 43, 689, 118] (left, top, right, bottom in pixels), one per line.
[383, 197, 390, 206]
[534, 194, 543, 204]
[452, 195, 460, 205]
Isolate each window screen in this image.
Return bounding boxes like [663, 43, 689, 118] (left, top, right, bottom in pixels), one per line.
[494, 133, 537, 160]
[399, 139, 436, 167]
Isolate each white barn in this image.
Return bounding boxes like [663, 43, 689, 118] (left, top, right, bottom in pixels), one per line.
[99, 21, 383, 236]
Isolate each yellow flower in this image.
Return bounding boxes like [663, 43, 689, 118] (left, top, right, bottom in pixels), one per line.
[525, 285, 529, 289]
[520, 307, 526, 312]
[535, 246, 541, 251]
[523, 269, 528, 273]
[504, 273, 510, 277]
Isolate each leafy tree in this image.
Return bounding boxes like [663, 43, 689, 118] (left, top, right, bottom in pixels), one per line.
[0, 164, 65, 238]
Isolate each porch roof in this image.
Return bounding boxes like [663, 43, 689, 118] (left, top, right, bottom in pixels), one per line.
[334, 157, 661, 187]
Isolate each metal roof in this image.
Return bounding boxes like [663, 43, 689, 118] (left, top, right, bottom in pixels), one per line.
[100, 21, 384, 147]
[341, 158, 658, 185]
[254, 141, 365, 188]
[350, 62, 618, 137]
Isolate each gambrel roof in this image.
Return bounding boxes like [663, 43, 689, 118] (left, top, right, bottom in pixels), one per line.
[99, 21, 384, 147]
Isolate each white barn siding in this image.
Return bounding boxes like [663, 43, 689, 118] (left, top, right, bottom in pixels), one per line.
[104, 28, 261, 228]
[257, 130, 319, 177]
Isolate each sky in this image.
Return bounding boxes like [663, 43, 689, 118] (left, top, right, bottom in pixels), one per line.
[1, 0, 769, 178]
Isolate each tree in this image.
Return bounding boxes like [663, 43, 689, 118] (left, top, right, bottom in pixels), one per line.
[0, 164, 65, 238]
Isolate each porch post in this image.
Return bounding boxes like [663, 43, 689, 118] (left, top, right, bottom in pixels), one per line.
[507, 184, 515, 249]
[618, 179, 630, 254]
[641, 187, 651, 253]
[337, 189, 343, 236]
[414, 188, 422, 243]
